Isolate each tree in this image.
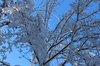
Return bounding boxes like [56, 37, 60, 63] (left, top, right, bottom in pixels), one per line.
[0, 0, 100, 66]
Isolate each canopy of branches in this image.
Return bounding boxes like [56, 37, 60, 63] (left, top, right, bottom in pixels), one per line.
[0, 0, 100, 66]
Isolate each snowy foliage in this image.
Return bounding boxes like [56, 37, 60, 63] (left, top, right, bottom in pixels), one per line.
[0, 0, 100, 66]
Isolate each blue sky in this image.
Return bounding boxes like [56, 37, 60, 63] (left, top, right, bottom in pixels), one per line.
[49, 0, 74, 29]
[0, 0, 75, 66]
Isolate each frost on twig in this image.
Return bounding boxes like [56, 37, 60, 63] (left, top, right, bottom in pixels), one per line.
[0, 61, 10, 66]
[0, 0, 100, 66]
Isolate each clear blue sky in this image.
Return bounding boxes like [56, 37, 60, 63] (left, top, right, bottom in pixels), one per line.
[49, 0, 74, 29]
[0, 0, 74, 66]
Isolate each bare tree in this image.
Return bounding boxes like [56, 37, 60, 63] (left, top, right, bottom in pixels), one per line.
[0, 0, 100, 66]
